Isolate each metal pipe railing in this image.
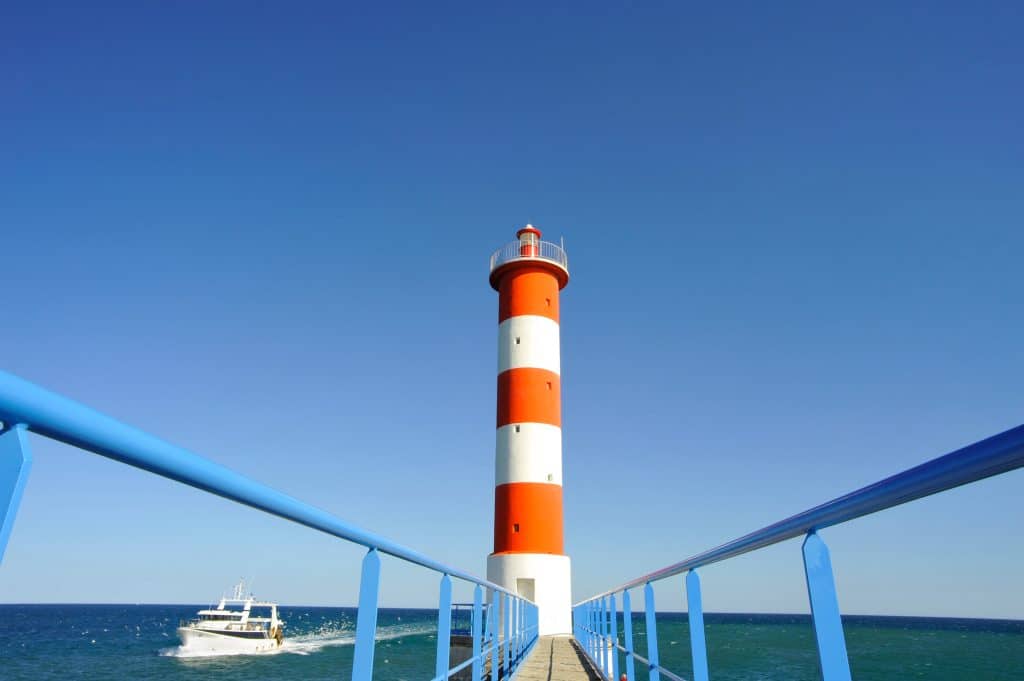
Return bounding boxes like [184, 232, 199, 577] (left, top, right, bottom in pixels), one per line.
[574, 423, 1024, 681]
[589, 423, 1024, 600]
[0, 369, 537, 680]
[0, 370, 493, 585]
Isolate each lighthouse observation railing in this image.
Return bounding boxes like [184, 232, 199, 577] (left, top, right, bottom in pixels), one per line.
[573, 424, 1024, 681]
[0, 370, 538, 681]
[489, 239, 569, 275]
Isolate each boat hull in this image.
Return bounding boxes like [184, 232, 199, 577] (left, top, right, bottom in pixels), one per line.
[176, 626, 282, 654]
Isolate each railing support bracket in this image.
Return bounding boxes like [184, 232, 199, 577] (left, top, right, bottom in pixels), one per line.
[802, 531, 852, 681]
[644, 582, 660, 681]
[0, 424, 32, 563]
[472, 585, 483, 681]
[622, 590, 636, 681]
[685, 570, 709, 681]
[435, 574, 453, 679]
[609, 593, 620, 681]
[352, 548, 382, 681]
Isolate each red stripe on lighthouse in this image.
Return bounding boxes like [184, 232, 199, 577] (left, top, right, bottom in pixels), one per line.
[498, 268, 561, 323]
[493, 483, 564, 554]
[496, 368, 561, 428]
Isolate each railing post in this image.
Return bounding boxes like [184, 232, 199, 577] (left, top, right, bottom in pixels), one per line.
[0, 424, 32, 563]
[622, 590, 636, 681]
[352, 548, 381, 681]
[490, 591, 500, 679]
[522, 601, 528, 650]
[589, 600, 596, 659]
[519, 598, 525, 661]
[603, 595, 611, 679]
[525, 601, 531, 647]
[436, 574, 453, 680]
[513, 597, 520, 663]
[685, 570, 709, 681]
[610, 593, 620, 681]
[521, 600, 528, 650]
[579, 603, 585, 653]
[472, 585, 483, 681]
[803, 532, 852, 681]
[503, 593, 511, 677]
[518, 598, 524, 658]
[585, 602, 591, 655]
[644, 582, 661, 681]
[583, 602, 589, 655]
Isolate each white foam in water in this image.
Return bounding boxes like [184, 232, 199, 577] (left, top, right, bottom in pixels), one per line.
[159, 622, 435, 659]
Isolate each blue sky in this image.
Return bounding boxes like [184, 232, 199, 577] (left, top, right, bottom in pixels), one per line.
[1, 2, 1021, 618]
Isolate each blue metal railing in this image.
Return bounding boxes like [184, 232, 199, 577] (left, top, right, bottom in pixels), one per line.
[0, 370, 538, 680]
[573, 423, 1024, 681]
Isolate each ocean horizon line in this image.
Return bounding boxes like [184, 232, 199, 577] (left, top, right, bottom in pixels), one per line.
[2, 602, 1020, 623]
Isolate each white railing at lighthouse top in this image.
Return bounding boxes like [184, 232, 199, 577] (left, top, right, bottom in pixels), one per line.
[489, 239, 569, 276]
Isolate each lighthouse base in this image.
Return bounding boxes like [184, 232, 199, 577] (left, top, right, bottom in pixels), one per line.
[487, 553, 572, 636]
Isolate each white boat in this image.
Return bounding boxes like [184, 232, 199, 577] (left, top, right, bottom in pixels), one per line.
[176, 581, 284, 654]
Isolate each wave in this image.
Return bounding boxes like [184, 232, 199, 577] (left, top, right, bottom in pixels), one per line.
[159, 621, 436, 659]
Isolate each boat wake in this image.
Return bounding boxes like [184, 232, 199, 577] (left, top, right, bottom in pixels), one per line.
[160, 622, 435, 658]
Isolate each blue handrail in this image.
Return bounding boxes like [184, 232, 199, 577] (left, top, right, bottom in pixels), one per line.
[574, 423, 1024, 681]
[0, 370, 538, 680]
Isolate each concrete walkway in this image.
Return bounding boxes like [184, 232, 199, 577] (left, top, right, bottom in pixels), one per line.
[513, 636, 604, 681]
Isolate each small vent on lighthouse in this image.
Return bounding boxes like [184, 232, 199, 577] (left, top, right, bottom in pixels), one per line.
[513, 523, 520, 533]
[515, 337, 521, 345]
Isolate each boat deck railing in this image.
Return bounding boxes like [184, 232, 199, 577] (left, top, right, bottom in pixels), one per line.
[0, 370, 537, 681]
[572, 424, 1024, 681]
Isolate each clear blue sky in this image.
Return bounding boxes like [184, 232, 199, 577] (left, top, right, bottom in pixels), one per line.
[1, 2, 1021, 618]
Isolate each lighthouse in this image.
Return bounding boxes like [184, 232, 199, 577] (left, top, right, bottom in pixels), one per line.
[486, 226, 572, 636]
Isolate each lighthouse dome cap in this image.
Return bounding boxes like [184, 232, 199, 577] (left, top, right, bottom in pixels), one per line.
[516, 225, 542, 239]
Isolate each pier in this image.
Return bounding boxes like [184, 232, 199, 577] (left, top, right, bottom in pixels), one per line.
[514, 637, 602, 681]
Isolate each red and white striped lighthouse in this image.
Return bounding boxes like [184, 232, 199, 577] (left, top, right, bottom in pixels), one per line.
[486, 225, 572, 636]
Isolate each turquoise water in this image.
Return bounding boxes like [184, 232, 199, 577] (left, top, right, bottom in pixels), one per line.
[0, 605, 1020, 679]
[623, 612, 1024, 680]
[0, 605, 435, 680]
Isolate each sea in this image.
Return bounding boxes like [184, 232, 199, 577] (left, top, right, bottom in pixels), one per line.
[0, 605, 1020, 680]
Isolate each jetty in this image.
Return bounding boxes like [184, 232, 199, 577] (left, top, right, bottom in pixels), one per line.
[514, 637, 603, 681]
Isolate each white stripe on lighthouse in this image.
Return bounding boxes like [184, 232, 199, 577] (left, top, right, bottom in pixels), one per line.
[495, 423, 563, 486]
[497, 315, 561, 375]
